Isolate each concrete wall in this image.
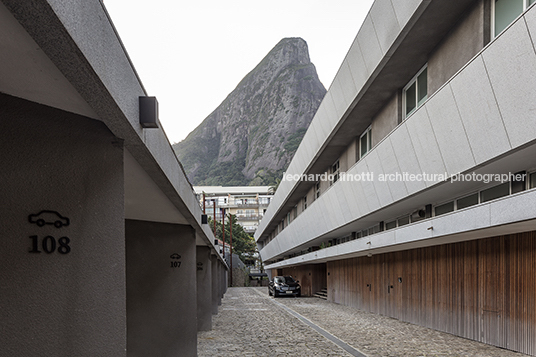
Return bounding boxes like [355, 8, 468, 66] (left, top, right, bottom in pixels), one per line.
[197, 246, 212, 331]
[428, 0, 485, 94]
[0, 95, 126, 356]
[371, 93, 400, 147]
[211, 255, 220, 314]
[126, 220, 197, 357]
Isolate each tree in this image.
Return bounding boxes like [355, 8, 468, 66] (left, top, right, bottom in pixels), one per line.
[268, 177, 281, 194]
[209, 215, 256, 262]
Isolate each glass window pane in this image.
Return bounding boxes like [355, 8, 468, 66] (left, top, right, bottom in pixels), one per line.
[405, 82, 416, 116]
[495, 0, 524, 37]
[398, 216, 410, 227]
[511, 171, 526, 194]
[457, 193, 479, 210]
[435, 201, 454, 216]
[417, 68, 428, 105]
[386, 220, 397, 230]
[530, 172, 536, 188]
[480, 182, 510, 203]
[531, 0, 536, 5]
[360, 133, 368, 158]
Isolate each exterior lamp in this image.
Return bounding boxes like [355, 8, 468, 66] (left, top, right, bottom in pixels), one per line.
[139, 96, 159, 128]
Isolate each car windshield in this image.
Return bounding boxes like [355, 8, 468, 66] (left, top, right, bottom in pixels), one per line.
[274, 276, 295, 284]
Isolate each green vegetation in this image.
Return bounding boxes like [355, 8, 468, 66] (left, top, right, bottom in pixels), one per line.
[209, 215, 256, 263]
[284, 127, 307, 152]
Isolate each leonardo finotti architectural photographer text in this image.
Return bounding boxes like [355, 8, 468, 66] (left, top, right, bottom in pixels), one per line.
[283, 172, 526, 184]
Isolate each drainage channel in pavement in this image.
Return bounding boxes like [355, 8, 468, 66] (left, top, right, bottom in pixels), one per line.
[253, 288, 367, 357]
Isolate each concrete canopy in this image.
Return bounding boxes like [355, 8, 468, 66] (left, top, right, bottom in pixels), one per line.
[0, 0, 225, 260]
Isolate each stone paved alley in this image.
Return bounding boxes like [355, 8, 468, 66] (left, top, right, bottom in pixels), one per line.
[198, 287, 528, 357]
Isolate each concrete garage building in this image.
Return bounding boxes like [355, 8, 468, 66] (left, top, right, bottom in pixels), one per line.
[0, 1, 227, 356]
[256, 0, 536, 355]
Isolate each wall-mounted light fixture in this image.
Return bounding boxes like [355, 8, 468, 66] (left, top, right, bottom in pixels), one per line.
[398, 277, 402, 283]
[201, 214, 208, 224]
[139, 96, 159, 128]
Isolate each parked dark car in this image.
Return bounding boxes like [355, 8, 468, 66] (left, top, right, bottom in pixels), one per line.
[268, 276, 301, 297]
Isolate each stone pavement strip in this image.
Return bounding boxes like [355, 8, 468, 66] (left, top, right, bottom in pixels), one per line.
[198, 287, 528, 357]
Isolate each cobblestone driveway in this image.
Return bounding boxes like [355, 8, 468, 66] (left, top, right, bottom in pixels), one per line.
[198, 287, 528, 357]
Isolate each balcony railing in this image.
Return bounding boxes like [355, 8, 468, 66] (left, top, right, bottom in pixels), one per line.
[237, 215, 260, 221]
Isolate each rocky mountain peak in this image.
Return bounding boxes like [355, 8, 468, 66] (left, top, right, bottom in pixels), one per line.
[173, 37, 326, 186]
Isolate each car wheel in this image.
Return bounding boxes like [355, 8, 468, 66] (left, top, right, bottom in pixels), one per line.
[273, 291, 278, 298]
[36, 219, 45, 227]
[268, 289, 272, 296]
[54, 221, 63, 228]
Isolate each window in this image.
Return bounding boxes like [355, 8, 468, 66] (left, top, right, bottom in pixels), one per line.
[315, 182, 321, 199]
[435, 201, 454, 216]
[493, 0, 534, 37]
[480, 182, 510, 203]
[385, 220, 397, 230]
[397, 216, 410, 227]
[303, 195, 307, 211]
[531, 172, 536, 188]
[403, 66, 427, 117]
[358, 127, 372, 160]
[331, 161, 340, 185]
[368, 225, 380, 235]
[457, 193, 479, 210]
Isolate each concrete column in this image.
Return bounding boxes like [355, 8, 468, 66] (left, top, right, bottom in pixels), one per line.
[126, 220, 197, 357]
[217, 262, 222, 306]
[221, 264, 227, 297]
[196, 246, 212, 331]
[0, 97, 126, 356]
[211, 255, 219, 314]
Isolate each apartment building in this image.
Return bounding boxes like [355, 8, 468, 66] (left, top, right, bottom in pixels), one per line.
[195, 186, 272, 234]
[255, 0, 536, 355]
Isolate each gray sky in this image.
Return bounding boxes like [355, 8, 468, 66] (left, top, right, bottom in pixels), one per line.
[103, 0, 374, 144]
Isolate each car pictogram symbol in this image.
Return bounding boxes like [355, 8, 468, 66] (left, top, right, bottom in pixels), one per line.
[28, 211, 70, 228]
[170, 253, 181, 260]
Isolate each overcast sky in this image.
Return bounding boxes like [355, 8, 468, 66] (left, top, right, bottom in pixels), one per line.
[103, 0, 374, 144]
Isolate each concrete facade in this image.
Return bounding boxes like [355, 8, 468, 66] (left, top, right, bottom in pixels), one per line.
[211, 255, 220, 314]
[126, 220, 197, 356]
[0, 95, 126, 356]
[256, 0, 536, 355]
[197, 246, 213, 331]
[0, 1, 228, 356]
